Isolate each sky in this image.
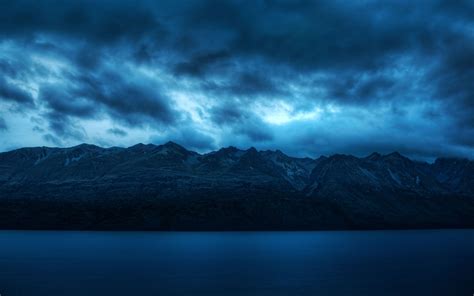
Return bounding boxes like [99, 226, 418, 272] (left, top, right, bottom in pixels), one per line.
[0, 0, 473, 160]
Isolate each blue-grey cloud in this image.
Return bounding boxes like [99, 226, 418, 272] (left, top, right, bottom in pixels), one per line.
[210, 102, 274, 142]
[0, 0, 472, 160]
[107, 128, 128, 137]
[0, 117, 7, 131]
[0, 76, 35, 106]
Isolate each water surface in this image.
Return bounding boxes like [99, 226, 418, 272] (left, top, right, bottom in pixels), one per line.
[0, 230, 473, 295]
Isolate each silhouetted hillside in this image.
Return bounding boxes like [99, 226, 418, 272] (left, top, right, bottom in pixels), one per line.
[0, 142, 473, 230]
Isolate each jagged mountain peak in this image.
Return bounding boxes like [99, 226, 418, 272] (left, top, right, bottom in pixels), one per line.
[159, 141, 191, 153]
[223, 146, 240, 151]
[0, 142, 472, 194]
[162, 141, 183, 148]
[1, 142, 473, 230]
[129, 143, 156, 150]
[215, 146, 242, 155]
[246, 147, 258, 153]
[274, 149, 286, 156]
[366, 152, 382, 161]
[5, 143, 471, 164]
[63, 144, 103, 158]
[69, 143, 101, 149]
[383, 151, 408, 160]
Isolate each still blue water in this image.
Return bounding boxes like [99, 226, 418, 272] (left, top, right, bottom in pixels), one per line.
[0, 230, 473, 296]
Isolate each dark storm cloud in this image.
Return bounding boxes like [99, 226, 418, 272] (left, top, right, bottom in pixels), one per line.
[42, 133, 62, 146]
[210, 102, 273, 142]
[0, 117, 7, 131]
[0, 59, 22, 79]
[151, 128, 216, 151]
[70, 71, 177, 126]
[181, 0, 423, 71]
[0, 76, 35, 106]
[40, 85, 96, 119]
[323, 72, 398, 105]
[0, 0, 473, 158]
[0, 0, 471, 76]
[107, 128, 128, 137]
[268, 113, 470, 161]
[204, 71, 285, 98]
[34, 63, 178, 140]
[173, 50, 231, 77]
[44, 111, 87, 141]
[171, 129, 216, 151]
[210, 103, 243, 125]
[429, 38, 474, 126]
[165, 0, 472, 116]
[0, 0, 163, 43]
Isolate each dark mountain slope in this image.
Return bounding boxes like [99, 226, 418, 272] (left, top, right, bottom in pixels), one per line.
[0, 143, 473, 230]
[432, 158, 474, 194]
[304, 153, 472, 228]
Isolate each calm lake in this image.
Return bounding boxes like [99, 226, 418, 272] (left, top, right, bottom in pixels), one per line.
[0, 230, 473, 296]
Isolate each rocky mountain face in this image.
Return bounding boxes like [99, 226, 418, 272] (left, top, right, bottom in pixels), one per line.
[0, 142, 473, 230]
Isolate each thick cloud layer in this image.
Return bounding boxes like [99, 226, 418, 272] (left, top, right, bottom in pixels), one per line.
[0, 0, 473, 160]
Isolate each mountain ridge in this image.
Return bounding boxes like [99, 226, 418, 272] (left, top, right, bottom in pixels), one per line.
[1, 142, 471, 192]
[0, 142, 473, 230]
[2, 141, 470, 163]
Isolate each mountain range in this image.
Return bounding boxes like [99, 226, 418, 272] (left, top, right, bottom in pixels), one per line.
[0, 142, 473, 230]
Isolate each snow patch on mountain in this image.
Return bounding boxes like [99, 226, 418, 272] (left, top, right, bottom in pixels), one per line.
[64, 154, 86, 166]
[388, 168, 401, 185]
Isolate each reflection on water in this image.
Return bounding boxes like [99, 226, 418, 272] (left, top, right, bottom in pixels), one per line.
[0, 230, 473, 296]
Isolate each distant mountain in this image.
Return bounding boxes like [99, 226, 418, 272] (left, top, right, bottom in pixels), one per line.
[0, 143, 473, 230]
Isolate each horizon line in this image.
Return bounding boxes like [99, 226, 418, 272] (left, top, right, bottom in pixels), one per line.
[1, 141, 471, 163]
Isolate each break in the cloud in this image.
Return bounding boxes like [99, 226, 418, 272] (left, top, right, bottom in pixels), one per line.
[0, 0, 473, 161]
